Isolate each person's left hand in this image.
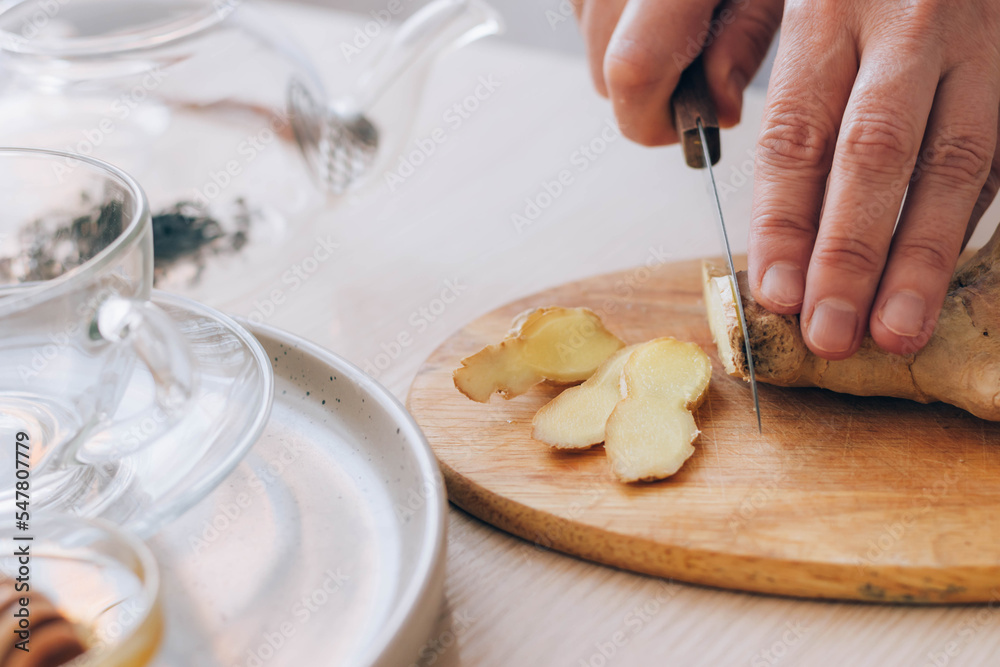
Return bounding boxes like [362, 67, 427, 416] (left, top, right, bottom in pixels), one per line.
[749, 0, 1000, 360]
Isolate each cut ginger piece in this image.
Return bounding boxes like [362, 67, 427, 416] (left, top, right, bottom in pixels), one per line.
[532, 344, 640, 449]
[605, 338, 712, 482]
[453, 307, 625, 402]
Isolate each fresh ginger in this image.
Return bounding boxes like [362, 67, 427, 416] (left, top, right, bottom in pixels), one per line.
[604, 338, 712, 482]
[454, 307, 625, 402]
[532, 344, 640, 449]
[703, 225, 1000, 420]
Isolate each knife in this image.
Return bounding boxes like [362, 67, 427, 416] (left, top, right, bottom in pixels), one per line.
[670, 56, 762, 432]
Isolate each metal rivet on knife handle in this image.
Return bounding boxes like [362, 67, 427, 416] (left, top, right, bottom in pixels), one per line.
[670, 56, 721, 169]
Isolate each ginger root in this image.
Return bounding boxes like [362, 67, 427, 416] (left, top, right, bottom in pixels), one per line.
[532, 344, 640, 449]
[604, 338, 712, 482]
[703, 227, 1000, 420]
[454, 307, 625, 402]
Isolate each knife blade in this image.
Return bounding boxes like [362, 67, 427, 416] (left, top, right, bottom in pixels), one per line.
[670, 57, 762, 432]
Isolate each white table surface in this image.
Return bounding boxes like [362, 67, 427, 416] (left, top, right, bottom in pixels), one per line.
[170, 3, 1000, 666]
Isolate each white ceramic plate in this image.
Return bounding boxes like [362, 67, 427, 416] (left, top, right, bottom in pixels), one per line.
[147, 323, 447, 667]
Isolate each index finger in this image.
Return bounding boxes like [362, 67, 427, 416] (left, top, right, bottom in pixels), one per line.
[748, 3, 857, 314]
[603, 0, 717, 145]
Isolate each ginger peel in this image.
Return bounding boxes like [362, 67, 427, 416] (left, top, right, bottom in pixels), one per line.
[703, 227, 1000, 420]
[453, 307, 625, 402]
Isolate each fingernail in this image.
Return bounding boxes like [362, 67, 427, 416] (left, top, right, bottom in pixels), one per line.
[761, 263, 805, 308]
[809, 299, 858, 354]
[878, 291, 926, 338]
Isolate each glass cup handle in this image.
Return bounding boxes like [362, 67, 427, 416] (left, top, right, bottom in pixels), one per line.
[76, 296, 196, 464]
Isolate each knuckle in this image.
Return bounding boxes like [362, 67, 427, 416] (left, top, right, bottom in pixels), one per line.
[863, 1, 945, 49]
[839, 112, 918, 167]
[915, 130, 995, 187]
[784, 0, 836, 21]
[751, 208, 817, 240]
[901, 1, 947, 40]
[892, 237, 957, 277]
[757, 110, 836, 171]
[736, 5, 783, 62]
[603, 40, 673, 146]
[603, 40, 665, 98]
[811, 233, 885, 277]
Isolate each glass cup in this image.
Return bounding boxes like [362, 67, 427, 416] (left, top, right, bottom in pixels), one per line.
[0, 148, 196, 505]
[0, 515, 163, 666]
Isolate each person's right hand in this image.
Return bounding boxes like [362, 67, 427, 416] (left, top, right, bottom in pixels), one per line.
[576, 0, 783, 144]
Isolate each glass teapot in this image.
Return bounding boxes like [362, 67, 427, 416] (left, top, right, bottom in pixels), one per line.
[0, 0, 502, 228]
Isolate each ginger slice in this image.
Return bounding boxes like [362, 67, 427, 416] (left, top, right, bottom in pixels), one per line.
[604, 338, 712, 482]
[532, 344, 640, 449]
[454, 307, 625, 402]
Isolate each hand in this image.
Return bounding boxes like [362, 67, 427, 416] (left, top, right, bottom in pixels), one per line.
[579, 0, 1000, 361]
[576, 0, 783, 143]
[749, 0, 1000, 360]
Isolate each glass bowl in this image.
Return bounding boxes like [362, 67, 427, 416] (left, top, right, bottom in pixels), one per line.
[0, 515, 162, 666]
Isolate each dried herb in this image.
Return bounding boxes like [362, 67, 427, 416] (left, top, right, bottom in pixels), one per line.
[0, 196, 125, 284]
[150, 199, 252, 284]
[1, 195, 257, 288]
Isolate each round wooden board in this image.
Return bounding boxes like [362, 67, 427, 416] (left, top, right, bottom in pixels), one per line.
[406, 258, 1000, 603]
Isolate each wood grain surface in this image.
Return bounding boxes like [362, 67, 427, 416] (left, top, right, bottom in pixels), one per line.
[408, 258, 1000, 604]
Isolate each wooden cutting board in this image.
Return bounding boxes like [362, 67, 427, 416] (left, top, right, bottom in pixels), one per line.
[406, 258, 1000, 603]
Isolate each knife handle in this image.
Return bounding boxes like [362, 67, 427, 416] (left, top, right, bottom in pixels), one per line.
[670, 56, 721, 168]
